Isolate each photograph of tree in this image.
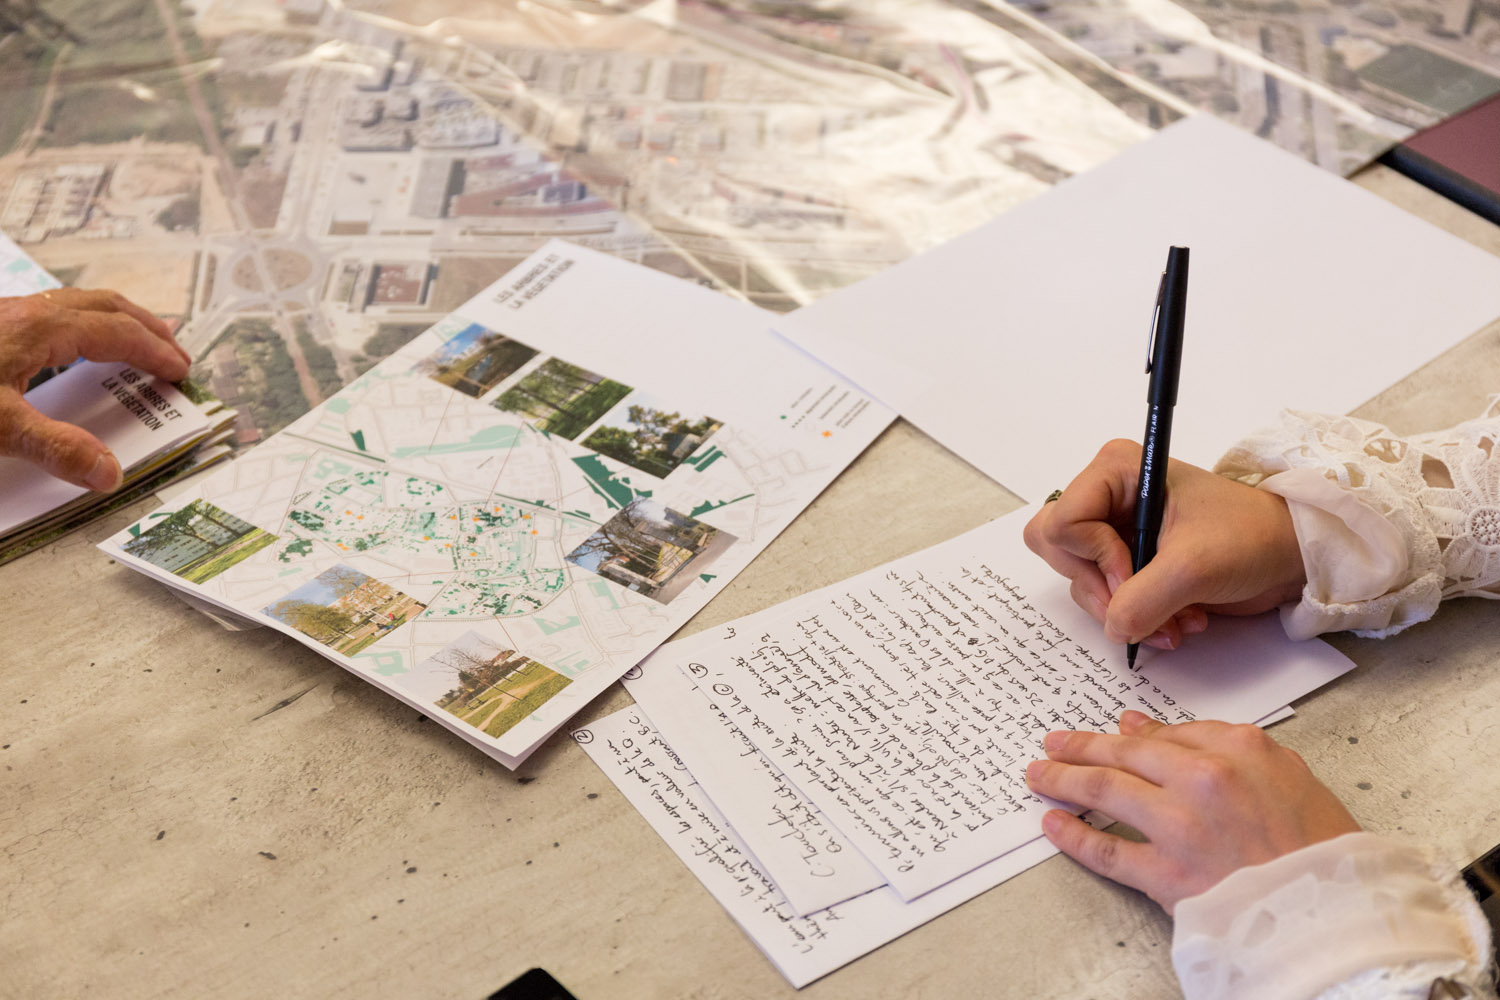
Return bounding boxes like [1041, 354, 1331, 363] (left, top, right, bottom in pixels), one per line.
[413, 321, 538, 398]
[418, 632, 572, 740]
[581, 397, 723, 479]
[565, 498, 734, 604]
[262, 564, 426, 656]
[122, 500, 276, 584]
[490, 357, 634, 439]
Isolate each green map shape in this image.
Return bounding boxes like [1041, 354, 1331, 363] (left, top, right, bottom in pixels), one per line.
[390, 425, 524, 457]
[571, 455, 651, 510]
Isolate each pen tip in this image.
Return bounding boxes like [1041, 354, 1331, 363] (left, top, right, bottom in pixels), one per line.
[1126, 643, 1138, 670]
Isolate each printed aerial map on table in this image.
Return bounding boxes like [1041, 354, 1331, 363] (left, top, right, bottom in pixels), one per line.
[7, 0, 1495, 474]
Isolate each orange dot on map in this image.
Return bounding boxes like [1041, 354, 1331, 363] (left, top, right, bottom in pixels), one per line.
[822, 430, 833, 438]
[530, 530, 538, 535]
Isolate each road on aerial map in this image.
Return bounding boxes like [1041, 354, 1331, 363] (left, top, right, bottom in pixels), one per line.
[151, 0, 324, 408]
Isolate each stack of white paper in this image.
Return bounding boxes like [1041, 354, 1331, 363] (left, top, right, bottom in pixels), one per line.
[568, 117, 1491, 986]
[576, 507, 1356, 986]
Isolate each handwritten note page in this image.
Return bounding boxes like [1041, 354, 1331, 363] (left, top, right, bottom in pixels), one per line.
[572, 707, 1080, 988]
[636, 507, 1355, 900]
[621, 658, 885, 915]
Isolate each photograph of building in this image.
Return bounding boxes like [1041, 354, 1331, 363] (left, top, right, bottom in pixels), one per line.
[565, 498, 733, 603]
[121, 499, 277, 584]
[263, 564, 426, 655]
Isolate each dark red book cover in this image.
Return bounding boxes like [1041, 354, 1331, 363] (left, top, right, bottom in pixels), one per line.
[1383, 93, 1500, 225]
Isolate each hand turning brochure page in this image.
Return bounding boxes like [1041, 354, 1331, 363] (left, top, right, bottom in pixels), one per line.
[100, 242, 893, 767]
[0, 234, 235, 564]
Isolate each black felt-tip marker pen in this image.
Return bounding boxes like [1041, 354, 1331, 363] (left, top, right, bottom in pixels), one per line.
[1129, 246, 1189, 670]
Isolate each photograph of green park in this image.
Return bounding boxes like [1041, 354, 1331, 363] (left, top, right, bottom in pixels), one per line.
[490, 357, 634, 439]
[262, 564, 426, 656]
[423, 632, 572, 740]
[581, 396, 723, 479]
[122, 499, 277, 584]
[414, 321, 538, 398]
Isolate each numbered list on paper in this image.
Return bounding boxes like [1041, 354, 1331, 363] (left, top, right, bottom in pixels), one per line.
[674, 552, 1194, 899]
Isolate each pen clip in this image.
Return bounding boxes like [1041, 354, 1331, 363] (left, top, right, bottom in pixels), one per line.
[1145, 269, 1165, 374]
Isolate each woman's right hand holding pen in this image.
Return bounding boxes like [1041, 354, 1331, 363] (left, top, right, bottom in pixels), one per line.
[1023, 439, 1308, 652]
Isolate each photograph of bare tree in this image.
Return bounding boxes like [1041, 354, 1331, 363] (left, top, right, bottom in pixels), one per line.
[565, 498, 734, 603]
[413, 322, 538, 398]
[121, 500, 277, 584]
[419, 632, 572, 740]
[581, 396, 722, 479]
[262, 564, 426, 656]
[490, 357, 633, 439]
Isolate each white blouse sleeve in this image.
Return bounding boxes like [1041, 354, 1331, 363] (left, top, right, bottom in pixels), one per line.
[1186, 406, 1500, 998]
[1171, 833, 1495, 1000]
[1214, 399, 1500, 640]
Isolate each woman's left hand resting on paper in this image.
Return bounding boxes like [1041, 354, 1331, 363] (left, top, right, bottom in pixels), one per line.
[1025, 710, 1360, 912]
[0, 288, 189, 492]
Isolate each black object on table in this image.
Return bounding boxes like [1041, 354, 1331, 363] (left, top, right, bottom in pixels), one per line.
[487, 967, 580, 1000]
[1462, 841, 1500, 968]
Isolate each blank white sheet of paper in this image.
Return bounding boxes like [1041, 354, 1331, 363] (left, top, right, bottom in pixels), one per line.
[776, 114, 1500, 502]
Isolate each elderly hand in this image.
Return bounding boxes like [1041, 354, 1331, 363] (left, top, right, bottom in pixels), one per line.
[0, 288, 190, 492]
[1023, 439, 1306, 651]
[1025, 710, 1360, 912]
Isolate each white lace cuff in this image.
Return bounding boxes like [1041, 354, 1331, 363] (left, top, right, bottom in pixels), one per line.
[1215, 403, 1500, 640]
[1172, 832, 1494, 1000]
[1259, 468, 1443, 640]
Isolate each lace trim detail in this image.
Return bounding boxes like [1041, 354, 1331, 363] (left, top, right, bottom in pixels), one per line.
[1284, 571, 1445, 640]
[1216, 399, 1500, 635]
[1314, 960, 1498, 1000]
[1172, 834, 1495, 1000]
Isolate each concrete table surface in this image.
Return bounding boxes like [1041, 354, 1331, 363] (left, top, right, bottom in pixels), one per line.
[3, 166, 1499, 1000]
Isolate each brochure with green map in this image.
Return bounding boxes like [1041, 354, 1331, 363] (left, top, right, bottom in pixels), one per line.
[101, 241, 892, 766]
